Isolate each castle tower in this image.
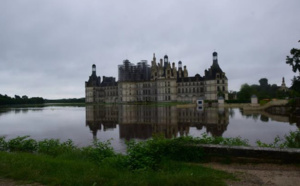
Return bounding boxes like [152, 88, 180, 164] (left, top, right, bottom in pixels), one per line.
[85, 64, 101, 103]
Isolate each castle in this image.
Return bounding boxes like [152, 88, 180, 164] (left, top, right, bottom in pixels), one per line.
[85, 52, 228, 103]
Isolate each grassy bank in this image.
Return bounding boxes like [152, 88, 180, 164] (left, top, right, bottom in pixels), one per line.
[0, 132, 298, 185]
[0, 136, 237, 185]
[0, 152, 234, 186]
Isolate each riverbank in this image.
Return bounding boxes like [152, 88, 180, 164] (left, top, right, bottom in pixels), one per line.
[0, 134, 299, 185]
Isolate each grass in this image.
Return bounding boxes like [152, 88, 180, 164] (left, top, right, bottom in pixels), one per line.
[0, 136, 236, 186]
[0, 151, 234, 186]
[2, 132, 298, 185]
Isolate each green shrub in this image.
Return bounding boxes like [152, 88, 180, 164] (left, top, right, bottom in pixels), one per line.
[0, 136, 7, 151]
[8, 136, 38, 152]
[256, 130, 300, 148]
[38, 139, 72, 156]
[283, 130, 300, 148]
[125, 136, 206, 171]
[189, 133, 249, 146]
[259, 99, 270, 105]
[81, 140, 116, 163]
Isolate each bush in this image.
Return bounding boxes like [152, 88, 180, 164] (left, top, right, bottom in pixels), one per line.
[81, 140, 116, 163]
[256, 130, 300, 148]
[38, 139, 76, 156]
[125, 136, 207, 170]
[0, 136, 7, 151]
[8, 136, 38, 152]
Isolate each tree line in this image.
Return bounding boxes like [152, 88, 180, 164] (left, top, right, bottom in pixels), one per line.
[0, 94, 44, 105]
[229, 40, 300, 103]
[235, 78, 289, 102]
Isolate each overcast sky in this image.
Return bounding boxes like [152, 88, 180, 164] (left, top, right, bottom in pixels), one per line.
[0, 0, 299, 99]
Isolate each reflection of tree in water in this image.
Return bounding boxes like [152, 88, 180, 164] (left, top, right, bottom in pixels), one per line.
[290, 116, 300, 129]
[229, 108, 235, 118]
[260, 115, 269, 122]
[0, 108, 43, 118]
[252, 113, 259, 122]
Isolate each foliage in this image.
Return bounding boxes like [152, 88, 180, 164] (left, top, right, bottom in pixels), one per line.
[256, 130, 300, 148]
[0, 136, 235, 185]
[0, 94, 44, 106]
[125, 136, 203, 170]
[195, 133, 249, 146]
[290, 76, 300, 93]
[237, 83, 253, 101]
[125, 134, 249, 171]
[259, 99, 271, 105]
[0, 136, 7, 151]
[38, 139, 76, 156]
[0, 151, 234, 186]
[7, 136, 38, 152]
[237, 78, 285, 101]
[81, 139, 116, 163]
[286, 41, 300, 93]
[286, 41, 300, 74]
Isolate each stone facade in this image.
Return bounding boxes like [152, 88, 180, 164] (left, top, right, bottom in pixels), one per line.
[85, 52, 228, 103]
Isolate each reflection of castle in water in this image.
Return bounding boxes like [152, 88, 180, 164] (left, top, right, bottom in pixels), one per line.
[86, 105, 229, 140]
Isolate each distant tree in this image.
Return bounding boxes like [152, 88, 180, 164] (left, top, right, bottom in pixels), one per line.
[14, 95, 21, 99]
[228, 90, 237, 100]
[22, 95, 28, 99]
[237, 78, 283, 101]
[259, 78, 269, 89]
[237, 84, 253, 101]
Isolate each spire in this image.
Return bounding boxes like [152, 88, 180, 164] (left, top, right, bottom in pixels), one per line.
[92, 64, 96, 76]
[153, 53, 156, 62]
[212, 51, 218, 66]
[282, 77, 286, 86]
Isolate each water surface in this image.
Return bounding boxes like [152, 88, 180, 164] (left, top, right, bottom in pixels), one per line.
[0, 105, 298, 153]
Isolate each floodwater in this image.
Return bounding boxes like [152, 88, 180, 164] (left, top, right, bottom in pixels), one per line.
[0, 105, 298, 153]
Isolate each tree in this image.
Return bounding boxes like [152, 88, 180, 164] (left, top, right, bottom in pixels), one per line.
[259, 78, 269, 89]
[286, 40, 300, 75]
[237, 83, 253, 101]
[286, 41, 300, 92]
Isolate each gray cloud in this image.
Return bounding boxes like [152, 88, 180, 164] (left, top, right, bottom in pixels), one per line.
[0, 0, 299, 99]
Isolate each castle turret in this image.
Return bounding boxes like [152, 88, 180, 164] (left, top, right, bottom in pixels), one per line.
[183, 65, 188, 77]
[92, 64, 96, 75]
[164, 55, 168, 67]
[213, 51, 218, 66]
[178, 61, 183, 78]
